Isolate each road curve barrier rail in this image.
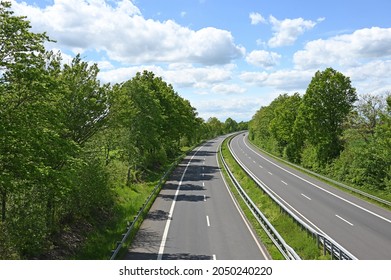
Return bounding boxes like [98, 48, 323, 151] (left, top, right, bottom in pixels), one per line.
[227, 136, 357, 260]
[219, 142, 301, 260]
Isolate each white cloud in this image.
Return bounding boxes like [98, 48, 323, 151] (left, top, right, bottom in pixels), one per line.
[211, 84, 246, 95]
[345, 59, 391, 95]
[10, 0, 244, 65]
[240, 69, 313, 91]
[294, 27, 391, 69]
[250, 12, 266, 25]
[268, 15, 318, 48]
[195, 97, 265, 121]
[98, 65, 165, 84]
[98, 63, 235, 89]
[245, 50, 281, 68]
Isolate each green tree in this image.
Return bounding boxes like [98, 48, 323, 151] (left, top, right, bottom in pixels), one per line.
[206, 117, 224, 138]
[59, 54, 109, 145]
[224, 117, 238, 133]
[269, 93, 302, 156]
[294, 68, 357, 165]
[332, 93, 391, 190]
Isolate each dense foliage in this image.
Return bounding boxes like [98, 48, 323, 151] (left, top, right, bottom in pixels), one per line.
[249, 68, 391, 194]
[0, 2, 244, 259]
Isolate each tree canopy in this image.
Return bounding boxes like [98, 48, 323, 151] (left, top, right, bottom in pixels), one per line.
[0, 1, 244, 259]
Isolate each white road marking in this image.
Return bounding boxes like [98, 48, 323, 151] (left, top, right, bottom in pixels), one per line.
[204, 195, 206, 202]
[281, 180, 288, 186]
[202, 182, 205, 187]
[157, 145, 204, 260]
[216, 151, 270, 260]
[336, 215, 354, 226]
[259, 165, 263, 169]
[301, 193, 312, 200]
[206, 215, 210, 227]
[213, 254, 217, 260]
[268, 172, 273, 176]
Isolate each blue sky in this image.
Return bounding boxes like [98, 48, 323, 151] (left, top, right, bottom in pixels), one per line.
[9, 0, 391, 121]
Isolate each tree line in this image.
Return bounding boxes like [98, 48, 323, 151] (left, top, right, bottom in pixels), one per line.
[0, 2, 245, 259]
[249, 67, 391, 193]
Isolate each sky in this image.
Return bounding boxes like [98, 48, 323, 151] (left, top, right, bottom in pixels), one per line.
[8, 0, 391, 122]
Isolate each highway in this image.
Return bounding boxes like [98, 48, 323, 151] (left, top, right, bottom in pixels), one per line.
[125, 135, 270, 260]
[230, 132, 391, 259]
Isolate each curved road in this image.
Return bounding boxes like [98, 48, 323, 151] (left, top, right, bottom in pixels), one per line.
[126, 135, 269, 260]
[230, 132, 391, 260]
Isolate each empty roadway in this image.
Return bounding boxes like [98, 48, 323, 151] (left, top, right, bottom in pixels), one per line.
[126, 135, 269, 260]
[230, 133, 391, 259]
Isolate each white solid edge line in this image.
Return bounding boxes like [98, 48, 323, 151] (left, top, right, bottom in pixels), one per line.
[157, 145, 204, 260]
[231, 137, 329, 236]
[336, 215, 354, 226]
[216, 147, 270, 260]
[242, 136, 391, 225]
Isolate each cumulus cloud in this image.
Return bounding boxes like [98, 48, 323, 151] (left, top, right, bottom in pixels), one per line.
[345, 59, 391, 94]
[294, 27, 391, 69]
[98, 63, 235, 89]
[10, 0, 244, 65]
[211, 84, 246, 95]
[240, 69, 313, 91]
[250, 12, 266, 25]
[268, 15, 318, 47]
[245, 50, 281, 68]
[195, 97, 265, 121]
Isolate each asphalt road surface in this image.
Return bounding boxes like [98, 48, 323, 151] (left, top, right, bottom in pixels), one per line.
[125, 135, 270, 260]
[230, 132, 391, 260]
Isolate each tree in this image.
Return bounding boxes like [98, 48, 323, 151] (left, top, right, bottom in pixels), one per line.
[206, 117, 224, 138]
[0, 1, 49, 73]
[332, 93, 391, 190]
[269, 93, 302, 155]
[224, 117, 238, 133]
[0, 0, 53, 224]
[294, 68, 357, 165]
[59, 54, 109, 145]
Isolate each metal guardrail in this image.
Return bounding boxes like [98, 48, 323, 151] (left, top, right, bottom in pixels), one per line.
[246, 139, 391, 208]
[226, 136, 357, 260]
[109, 155, 185, 260]
[219, 143, 301, 260]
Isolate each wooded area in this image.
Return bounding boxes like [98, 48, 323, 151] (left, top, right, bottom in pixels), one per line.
[249, 68, 391, 195]
[0, 2, 246, 259]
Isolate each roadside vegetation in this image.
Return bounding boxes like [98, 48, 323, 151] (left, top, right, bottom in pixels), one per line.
[220, 137, 328, 260]
[249, 68, 391, 204]
[0, 2, 247, 260]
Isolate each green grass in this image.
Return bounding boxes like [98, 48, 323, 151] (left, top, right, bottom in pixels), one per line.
[220, 137, 329, 260]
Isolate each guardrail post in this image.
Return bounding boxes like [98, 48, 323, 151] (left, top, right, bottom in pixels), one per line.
[330, 243, 334, 260]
